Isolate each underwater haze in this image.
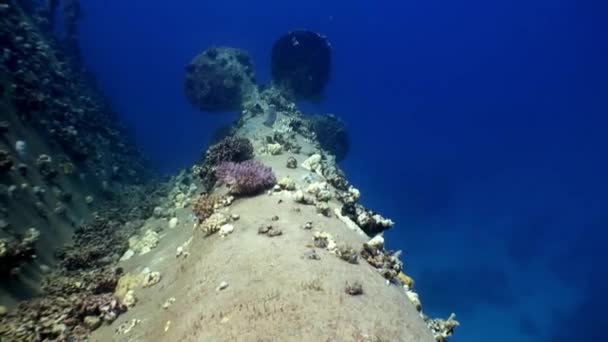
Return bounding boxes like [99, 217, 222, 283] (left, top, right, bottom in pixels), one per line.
[77, 0, 606, 341]
[0, 0, 608, 342]
[82, 0, 608, 341]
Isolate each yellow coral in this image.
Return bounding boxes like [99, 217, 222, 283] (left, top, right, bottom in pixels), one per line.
[193, 195, 220, 223]
[114, 273, 143, 300]
[201, 212, 229, 236]
[62, 162, 75, 175]
[398, 272, 415, 289]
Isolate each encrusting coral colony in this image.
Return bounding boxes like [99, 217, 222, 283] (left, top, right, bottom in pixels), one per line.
[0, 2, 458, 341]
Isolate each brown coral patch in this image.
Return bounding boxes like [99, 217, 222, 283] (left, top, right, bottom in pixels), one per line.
[193, 194, 221, 223]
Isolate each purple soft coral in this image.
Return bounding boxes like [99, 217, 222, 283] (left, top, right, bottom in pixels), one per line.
[214, 160, 276, 195]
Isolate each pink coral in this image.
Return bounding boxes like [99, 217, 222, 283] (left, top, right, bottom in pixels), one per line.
[214, 160, 276, 195]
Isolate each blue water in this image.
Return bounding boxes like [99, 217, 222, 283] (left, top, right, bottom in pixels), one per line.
[79, 1, 607, 340]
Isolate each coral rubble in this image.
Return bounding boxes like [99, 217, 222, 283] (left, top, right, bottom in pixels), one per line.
[0, 187, 159, 339]
[424, 313, 460, 342]
[1, 1, 151, 179]
[0, 2, 162, 339]
[0, 150, 13, 173]
[341, 201, 395, 236]
[57, 187, 160, 271]
[1, 267, 126, 340]
[345, 281, 364, 296]
[360, 235, 403, 281]
[0, 227, 39, 277]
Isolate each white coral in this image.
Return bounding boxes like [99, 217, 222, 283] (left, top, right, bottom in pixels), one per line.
[301, 154, 323, 175]
[315, 201, 331, 216]
[293, 190, 314, 204]
[372, 214, 394, 228]
[306, 181, 332, 202]
[406, 290, 422, 311]
[201, 212, 229, 235]
[357, 212, 371, 227]
[129, 229, 160, 255]
[219, 224, 234, 237]
[277, 177, 296, 190]
[367, 235, 385, 249]
[266, 143, 283, 155]
[344, 186, 361, 203]
[313, 231, 337, 253]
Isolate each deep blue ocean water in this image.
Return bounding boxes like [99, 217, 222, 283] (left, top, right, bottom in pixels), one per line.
[78, 1, 606, 340]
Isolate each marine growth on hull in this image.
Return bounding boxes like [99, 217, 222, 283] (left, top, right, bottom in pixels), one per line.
[0, 1, 458, 341]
